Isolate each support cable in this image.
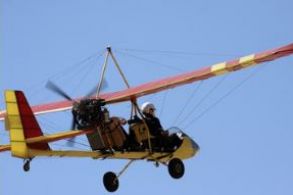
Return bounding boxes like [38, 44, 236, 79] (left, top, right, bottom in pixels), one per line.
[177, 75, 227, 126]
[38, 116, 91, 149]
[172, 81, 203, 125]
[183, 65, 266, 130]
[159, 90, 169, 118]
[26, 51, 104, 104]
[116, 50, 185, 72]
[71, 54, 103, 96]
[117, 48, 240, 57]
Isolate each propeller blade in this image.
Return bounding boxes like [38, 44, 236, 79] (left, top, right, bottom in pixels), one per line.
[46, 80, 73, 101]
[86, 79, 108, 98]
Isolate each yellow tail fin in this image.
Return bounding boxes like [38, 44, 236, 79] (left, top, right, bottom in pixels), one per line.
[5, 90, 50, 158]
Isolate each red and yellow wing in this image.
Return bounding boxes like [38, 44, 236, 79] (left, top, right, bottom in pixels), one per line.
[102, 42, 293, 103]
[0, 42, 292, 120]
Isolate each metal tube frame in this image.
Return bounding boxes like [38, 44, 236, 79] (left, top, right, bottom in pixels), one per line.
[97, 47, 153, 153]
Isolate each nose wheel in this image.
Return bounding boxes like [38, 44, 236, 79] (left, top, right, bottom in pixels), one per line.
[168, 158, 185, 179]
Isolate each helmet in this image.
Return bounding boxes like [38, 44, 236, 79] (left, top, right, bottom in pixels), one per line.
[141, 102, 156, 114]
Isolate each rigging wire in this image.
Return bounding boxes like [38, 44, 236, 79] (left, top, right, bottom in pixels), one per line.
[53, 140, 91, 149]
[177, 75, 228, 127]
[48, 52, 103, 97]
[38, 116, 91, 149]
[50, 140, 90, 150]
[70, 54, 102, 96]
[182, 65, 266, 130]
[159, 89, 169, 118]
[47, 50, 103, 82]
[48, 50, 105, 81]
[22, 50, 104, 103]
[116, 48, 241, 57]
[0, 127, 90, 150]
[172, 81, 203, 125]
[115, 50, 186, 72]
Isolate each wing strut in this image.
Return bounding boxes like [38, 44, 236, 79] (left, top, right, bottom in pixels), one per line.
[107, 47, 138, 115]
[98, 47, 153, 152]
[96, 47, 110, 96]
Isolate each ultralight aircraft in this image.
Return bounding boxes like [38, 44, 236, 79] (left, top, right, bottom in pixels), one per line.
[0, 43, 293, 192]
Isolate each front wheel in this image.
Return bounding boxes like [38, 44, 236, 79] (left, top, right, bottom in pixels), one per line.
[103, 172, 119, 192]
[168, 158, 185, 179]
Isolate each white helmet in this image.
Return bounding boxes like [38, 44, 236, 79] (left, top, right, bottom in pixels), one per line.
[141, 102, 156, 114]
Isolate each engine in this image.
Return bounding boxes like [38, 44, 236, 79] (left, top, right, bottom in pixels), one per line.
[72, 98, 108, 129]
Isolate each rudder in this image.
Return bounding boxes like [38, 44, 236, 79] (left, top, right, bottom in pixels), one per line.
[5, 90, 50, 158]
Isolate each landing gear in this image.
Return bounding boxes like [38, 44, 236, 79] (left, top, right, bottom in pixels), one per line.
[103, 172, 119, 192]
[23, 158, 33, 172]
[168, 158, 185, 179]
[101, 158, 185, 191]
[103, 160, 135, 192]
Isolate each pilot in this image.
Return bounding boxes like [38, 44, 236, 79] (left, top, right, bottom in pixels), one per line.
[140, 102, 167, 137]
[140, 102, 171, 150]
[140, 102, 182, 151]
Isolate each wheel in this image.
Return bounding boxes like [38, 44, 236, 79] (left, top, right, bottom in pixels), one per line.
[168, 158, 184, 179]
[23, 161, 30, 172]
[103, 172, 119, 192]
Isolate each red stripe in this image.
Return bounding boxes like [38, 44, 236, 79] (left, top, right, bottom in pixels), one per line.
[15, 91, 50, 150]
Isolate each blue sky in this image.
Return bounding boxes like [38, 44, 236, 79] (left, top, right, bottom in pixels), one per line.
[1, 0, 293, 195]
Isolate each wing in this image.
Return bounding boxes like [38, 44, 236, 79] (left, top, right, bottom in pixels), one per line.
[102, 42, 293, 103]
[1, 42, 293, 120]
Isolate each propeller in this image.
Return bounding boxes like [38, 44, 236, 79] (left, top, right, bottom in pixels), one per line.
[45, 80, 108, 147]
[46, 80, 108, 100]
[46, 81, 78, 146]
[45, 81, 74, 101]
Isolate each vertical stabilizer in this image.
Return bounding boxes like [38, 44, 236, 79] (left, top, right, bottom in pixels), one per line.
[5, 90, 50, 158]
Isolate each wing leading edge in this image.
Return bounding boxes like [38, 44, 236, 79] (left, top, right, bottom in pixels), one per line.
[0, 42, 292, 120]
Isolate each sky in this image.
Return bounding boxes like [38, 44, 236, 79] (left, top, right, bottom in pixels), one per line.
[1, 0, 293, 195]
